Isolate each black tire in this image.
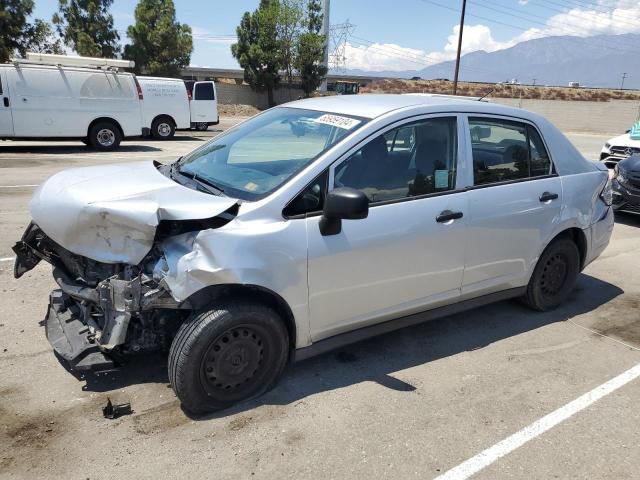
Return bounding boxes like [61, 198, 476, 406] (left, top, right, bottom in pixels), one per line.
[88, 121, 121, 151]
[195, 122, 209, 131]
[522, 237, 580, 311]
[151, 116, 175, 139]
[169, 301, 289, 414]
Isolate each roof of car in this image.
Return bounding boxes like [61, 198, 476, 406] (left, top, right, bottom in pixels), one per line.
[284, 93, 531, 120]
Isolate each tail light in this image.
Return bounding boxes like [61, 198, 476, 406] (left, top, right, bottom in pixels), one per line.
[600, 178, 613, 206]
[133, 76, 143, 100]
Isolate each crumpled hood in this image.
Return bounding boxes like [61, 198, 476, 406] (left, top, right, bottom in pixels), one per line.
[618, 154, 640, 173]
[30, 160, 238, 264]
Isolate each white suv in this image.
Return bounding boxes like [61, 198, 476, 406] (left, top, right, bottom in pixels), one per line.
[14, 95, 614, 413]
[600, 131, 640, 168]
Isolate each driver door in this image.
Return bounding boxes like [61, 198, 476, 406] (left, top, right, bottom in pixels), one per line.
[304, 115, 469, 341]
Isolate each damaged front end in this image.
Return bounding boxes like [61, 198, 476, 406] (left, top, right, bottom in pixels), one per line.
[13, 207, 238, 371]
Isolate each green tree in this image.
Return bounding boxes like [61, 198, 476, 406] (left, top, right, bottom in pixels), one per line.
[277, 0, 304, 84]
[124, 0, 193, 77]
[294, 0, 327, 96]
[24, 19, 64, 55]
[232, 0, 282, 107]
[0, 0, 34, 62]
[52, 0, 120, 57]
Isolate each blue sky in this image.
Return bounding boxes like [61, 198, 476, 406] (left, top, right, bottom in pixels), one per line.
[31, 0, 640, 72]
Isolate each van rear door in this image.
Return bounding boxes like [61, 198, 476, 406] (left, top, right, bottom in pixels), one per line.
[0, 69, 14, 136]
[190, 81, 218, 125]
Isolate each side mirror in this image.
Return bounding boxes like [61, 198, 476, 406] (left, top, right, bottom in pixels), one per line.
[319, 187, 369, 236]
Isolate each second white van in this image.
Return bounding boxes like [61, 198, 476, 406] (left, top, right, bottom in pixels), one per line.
[138, 76, 219, 139]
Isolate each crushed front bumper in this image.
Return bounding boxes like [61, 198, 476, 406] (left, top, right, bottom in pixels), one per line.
[612, 179, 640, 215]
[45, 289, 115, 371]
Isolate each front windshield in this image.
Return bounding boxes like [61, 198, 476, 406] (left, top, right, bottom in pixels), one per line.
[177, 107, 367, 200]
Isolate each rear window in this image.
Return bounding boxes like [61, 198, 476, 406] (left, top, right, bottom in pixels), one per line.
[194, 82, 215, 100]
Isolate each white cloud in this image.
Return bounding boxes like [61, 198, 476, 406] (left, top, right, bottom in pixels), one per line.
[338, 0, 640, 72]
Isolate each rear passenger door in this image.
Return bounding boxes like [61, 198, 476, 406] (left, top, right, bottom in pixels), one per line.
[461, 115, 562, 296]
[304, 115, 469, 341]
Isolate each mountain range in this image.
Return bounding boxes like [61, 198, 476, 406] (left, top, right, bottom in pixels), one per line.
[341, 33, 640, 90]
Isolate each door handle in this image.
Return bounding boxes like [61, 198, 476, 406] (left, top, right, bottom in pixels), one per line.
[3, 97, 8, 107]
[539, 192, 558, 202]
[436, 210, 463, 223]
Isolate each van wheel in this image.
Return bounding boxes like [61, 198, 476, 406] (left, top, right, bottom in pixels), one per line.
[195, 122, 209, 131]
[169, 302, 289, 414]
[522, 237, 580, 311]
[151, 117, 175, 139]
[89, 121, 121, 151]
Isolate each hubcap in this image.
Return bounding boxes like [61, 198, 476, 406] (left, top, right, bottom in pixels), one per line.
[158, 122, 171, 136]
[540, 253, 568, 295]
[97, 128, 115, 146]
[201, 326, 264, 392]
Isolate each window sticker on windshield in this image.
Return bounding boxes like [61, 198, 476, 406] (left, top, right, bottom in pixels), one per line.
[244, 182, 258, 192]
[314, 114, 361, 130]
[434, 170, 449, 189]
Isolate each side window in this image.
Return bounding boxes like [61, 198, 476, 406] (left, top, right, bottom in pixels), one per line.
[194, 82, 215, 100]
[334, 117, 458, 203]
[283, 171, 328, 217]
[470, 118, 529, 185]
[528, 126, 551, 176]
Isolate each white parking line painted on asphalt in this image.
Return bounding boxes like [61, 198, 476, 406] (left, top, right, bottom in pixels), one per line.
[434, 361, 640, 480]
[0, 257, 15, 262]
[0, 184, 39, 188]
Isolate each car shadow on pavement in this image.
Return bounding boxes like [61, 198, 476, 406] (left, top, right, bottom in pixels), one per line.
[63, 273, 623, 416]
[614, 212, 640, 227]
[0, 144, 162, 154]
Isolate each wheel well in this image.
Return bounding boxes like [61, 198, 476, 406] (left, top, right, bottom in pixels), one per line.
[553, 227, 588, 270]
[87, 117, 123, 138]
[152, 114, 176, 127]
[183, 284, 297, 361]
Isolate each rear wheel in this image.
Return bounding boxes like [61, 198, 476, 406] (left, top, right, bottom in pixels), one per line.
[522, 237, 580, 311]
[151, 117, 175, 139]
[169, 302, 289, 414]
[88, 121, 121, 151]
[195, 122, 209, 131]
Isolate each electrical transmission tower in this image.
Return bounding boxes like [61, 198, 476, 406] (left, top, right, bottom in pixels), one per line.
[329, 20, 355, 73]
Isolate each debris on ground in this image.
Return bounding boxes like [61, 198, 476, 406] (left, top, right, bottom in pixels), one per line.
[102, 398, 132, 419]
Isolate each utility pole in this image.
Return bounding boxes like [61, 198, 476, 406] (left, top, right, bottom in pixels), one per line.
[621, 72, 627, 90]
[319, 0, 330, 92]
[452, 0, 467, 95]
[532, 78, 537, 86]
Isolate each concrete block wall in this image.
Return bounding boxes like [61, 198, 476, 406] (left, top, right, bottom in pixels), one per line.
[216, 82, 304, 110]
[492, 98, 640, 135]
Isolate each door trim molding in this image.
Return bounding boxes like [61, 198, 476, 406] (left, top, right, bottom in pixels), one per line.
[294, 286, 526, 362]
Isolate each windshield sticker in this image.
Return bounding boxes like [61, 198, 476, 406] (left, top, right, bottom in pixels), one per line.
[434, 170, 449, 189]
[313, 114, 361, 130]
[244, 181, 259, 192]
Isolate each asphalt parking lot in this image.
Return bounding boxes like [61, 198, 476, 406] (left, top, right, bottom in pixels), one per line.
[0, 123, 639, 479]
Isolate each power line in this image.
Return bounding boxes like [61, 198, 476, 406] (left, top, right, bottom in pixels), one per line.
[530, 0, 640, 32]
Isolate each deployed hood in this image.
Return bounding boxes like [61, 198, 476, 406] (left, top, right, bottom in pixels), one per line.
[607, 133, 640, 148]
[30, 160, 238, 264]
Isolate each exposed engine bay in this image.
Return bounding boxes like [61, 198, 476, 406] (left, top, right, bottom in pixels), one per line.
[12, 207, 238, 370]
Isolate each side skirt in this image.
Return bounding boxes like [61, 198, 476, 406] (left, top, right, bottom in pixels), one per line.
[294, 287, 526, 362]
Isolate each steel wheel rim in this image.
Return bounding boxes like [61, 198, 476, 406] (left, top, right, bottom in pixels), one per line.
[540, 253, 568, 296]
[158, 122, 171, 137]
[200, 325, 267, 396]
[97, 128, 115, 146]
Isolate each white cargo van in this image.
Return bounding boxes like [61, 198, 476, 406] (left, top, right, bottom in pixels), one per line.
[137, 76, 219, 139]
[0, 53, 143, 150]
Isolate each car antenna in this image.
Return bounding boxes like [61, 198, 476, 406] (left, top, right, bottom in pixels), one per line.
[478, 88, 494, 101]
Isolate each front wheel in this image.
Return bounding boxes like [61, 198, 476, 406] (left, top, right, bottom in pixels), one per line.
[522, 237, 580, 311]
[168, 302, 289, 414]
